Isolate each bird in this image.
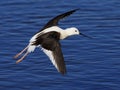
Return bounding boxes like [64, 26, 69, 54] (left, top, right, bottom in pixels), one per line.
[14, 9, 91, 75]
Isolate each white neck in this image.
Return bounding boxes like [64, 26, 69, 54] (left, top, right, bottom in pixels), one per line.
[60, 28, 74, 39]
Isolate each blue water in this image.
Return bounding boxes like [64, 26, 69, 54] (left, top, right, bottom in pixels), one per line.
[0, 0, 120, 90]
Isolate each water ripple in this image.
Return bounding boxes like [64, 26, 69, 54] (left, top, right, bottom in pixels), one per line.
[0, 0, 120, 90]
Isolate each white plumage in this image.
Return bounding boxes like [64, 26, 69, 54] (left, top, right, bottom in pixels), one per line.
[41, 48, 59, 72]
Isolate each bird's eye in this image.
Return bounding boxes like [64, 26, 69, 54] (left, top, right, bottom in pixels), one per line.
[75, 30, 77, 32]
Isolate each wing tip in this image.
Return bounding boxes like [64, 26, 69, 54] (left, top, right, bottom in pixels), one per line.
[63, 8, 79, 18]
[59, 68, 67, 75]
[60, 71, 67, 75]
[76, 8, 80, 10]
[70, 8, 80, 13]
[62, 71, 67, 75]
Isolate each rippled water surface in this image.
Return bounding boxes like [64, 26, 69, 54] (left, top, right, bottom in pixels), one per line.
[0, 0, 120, 90]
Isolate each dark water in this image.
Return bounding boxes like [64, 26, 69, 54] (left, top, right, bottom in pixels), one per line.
[0, 0, 120, 90]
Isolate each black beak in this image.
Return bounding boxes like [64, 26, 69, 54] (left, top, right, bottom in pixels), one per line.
[80, 33, 92, 39]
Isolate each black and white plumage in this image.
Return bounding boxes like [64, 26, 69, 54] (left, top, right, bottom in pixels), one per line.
[14, 9, 90, 74]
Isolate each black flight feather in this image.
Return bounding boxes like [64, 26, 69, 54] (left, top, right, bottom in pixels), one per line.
[40, 9, 79, 31]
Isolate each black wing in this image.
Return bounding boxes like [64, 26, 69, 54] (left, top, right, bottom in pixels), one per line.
[52, 41, 66, 74]
[40, 9, 79, 31]
[42, 40, 66, 74]
[34, 31, 66, 74]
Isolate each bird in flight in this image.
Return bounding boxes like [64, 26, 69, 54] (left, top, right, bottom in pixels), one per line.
[14, 9, 91, 75]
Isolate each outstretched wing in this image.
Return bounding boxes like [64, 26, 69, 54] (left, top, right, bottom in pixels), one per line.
[41, 40, 66, 75]
[35, 31, 66, 74]
[40, 9, 79, 31]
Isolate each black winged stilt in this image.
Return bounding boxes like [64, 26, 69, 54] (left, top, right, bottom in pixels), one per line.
[14, 9, 91, 74]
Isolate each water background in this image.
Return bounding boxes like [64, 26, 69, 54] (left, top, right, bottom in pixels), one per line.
[0, 0, 120, 90]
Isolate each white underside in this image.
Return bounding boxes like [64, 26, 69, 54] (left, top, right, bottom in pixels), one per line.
[28, 45, 36, 53]
[27, 44, 59, 72]
[26, 26, 61, 71]
[41, 48, 59, 71]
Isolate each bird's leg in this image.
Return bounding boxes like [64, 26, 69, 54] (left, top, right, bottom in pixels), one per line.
[16, 51, 29, 64]
[14, 45, 29, 59]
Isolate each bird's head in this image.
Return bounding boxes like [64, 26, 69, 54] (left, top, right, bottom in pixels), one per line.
[66, 27, 79, 36]
[66, 27, 92, 39]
